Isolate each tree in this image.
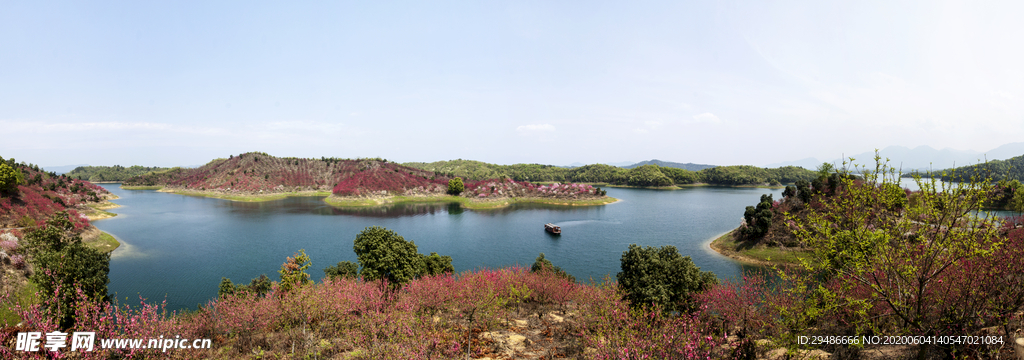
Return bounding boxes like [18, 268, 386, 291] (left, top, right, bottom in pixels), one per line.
[784, 153, 1015, 357]
[324, 261, 359, 280]
[278, 250, 311, 294]
[219, 274, 273, 298]
[530, 253, 575, 282]
[742, 194, 774, 238]
[418, 252, 454, 277]
[218, 277, 236, 298]
[0, 162, 23, 194]
[617, 244, 717, 313]
[24, 212, 110, 329]
[447, 177, 464, 195]
[353, 226, 421, 288]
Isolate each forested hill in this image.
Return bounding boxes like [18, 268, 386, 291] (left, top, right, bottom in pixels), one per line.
[0, 156, 111, 229]
[66, 165, 171, 182]
[911, 153, 1024, 182]
[622, 159, 716, 171]
[403, 159, 816, 187]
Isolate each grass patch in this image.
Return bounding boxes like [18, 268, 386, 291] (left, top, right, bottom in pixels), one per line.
[0, 281, 40, 326]
[84, 209, 118, 221]
[710, 230, 813, 266]
[169, 190, 332, 202]
[84, 231, 120, 253]
[120, 185, 165, 190]
[88, 201, 121, 210]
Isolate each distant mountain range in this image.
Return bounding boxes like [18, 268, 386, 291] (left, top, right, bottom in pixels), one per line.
[767, 142, 1024, 171]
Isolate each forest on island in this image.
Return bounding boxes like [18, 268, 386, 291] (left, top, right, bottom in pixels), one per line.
[66, 165, 171, 182]
[404, 159, 817, 187]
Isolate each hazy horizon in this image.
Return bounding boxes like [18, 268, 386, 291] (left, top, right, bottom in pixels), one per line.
[4, 2, 1023, 168]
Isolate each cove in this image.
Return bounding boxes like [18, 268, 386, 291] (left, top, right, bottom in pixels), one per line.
[93, 184, 781, 311]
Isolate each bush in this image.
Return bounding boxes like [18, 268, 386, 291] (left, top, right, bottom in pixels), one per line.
[447, 177, 464, 195]
[617, 244, 717, 312]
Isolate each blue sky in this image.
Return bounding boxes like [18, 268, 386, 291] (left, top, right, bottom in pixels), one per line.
[2, 1, 1023, 168]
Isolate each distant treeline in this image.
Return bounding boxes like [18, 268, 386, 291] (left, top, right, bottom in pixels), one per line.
[402, 160, 816, 186]
[621, 159, 717, 171]
[67, 165, 171, 182]
[904, 153, 1024, 183]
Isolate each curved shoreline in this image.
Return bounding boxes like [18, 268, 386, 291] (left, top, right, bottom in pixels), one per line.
[324, 194, 620, 210]
[708, 229, 810, 267]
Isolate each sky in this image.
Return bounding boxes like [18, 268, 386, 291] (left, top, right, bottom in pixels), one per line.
[2, 1, 1023, 168]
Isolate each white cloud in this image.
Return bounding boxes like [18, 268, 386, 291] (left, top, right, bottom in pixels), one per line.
[516, 124, 556, 132]
[692, 113, 721, 123]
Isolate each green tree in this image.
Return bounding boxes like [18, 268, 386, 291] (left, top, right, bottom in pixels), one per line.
[742, 194, 774, 238]
[447, 177, 465, 195]
[278, 250, 311, 294]
[0, 162, 24, 194]
[324, 261, 360, 280]
[248, 274, 273, 297]
[24, 212, 110, 329]
[1011, 188, 1024, 214]
[418, 252, 454, 277]
[617, 244, 717, 313]
[218, 277, 237, 298]
[784, 154, 1006, 357]
[353, 226, 422, 288]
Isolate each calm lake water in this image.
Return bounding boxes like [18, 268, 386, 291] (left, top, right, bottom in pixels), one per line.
[94, 184, 779, 311]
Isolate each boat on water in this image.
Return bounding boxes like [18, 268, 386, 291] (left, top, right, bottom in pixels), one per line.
[545, 223, 561, 235]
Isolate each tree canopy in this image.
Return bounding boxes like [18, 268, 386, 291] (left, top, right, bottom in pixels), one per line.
[617, 244, 717, 312]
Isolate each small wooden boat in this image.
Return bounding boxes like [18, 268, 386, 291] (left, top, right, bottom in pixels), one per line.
[545, 223, 561, 235]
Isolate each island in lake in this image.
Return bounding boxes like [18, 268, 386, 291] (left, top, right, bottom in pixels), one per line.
[121, 152, 617, 209]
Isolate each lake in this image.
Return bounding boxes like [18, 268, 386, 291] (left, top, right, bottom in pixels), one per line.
[94, 184, 780, 311]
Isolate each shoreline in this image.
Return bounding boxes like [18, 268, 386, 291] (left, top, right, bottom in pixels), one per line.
[325, 194, 620, 209]
[126, 186, 620, 209]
